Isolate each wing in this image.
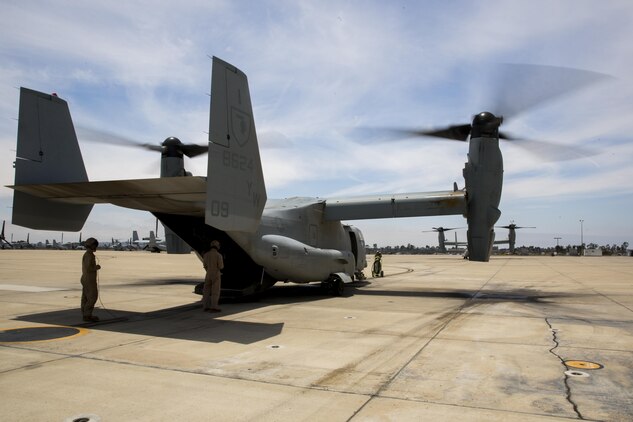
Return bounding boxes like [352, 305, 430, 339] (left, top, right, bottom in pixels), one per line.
[323, 190, 466, 221]
[9, 177, 207, 217]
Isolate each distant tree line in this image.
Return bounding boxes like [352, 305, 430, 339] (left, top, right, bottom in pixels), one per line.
[366, 242, 631, 256]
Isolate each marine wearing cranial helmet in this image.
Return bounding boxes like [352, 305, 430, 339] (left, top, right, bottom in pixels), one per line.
[80, 237, 101, 322]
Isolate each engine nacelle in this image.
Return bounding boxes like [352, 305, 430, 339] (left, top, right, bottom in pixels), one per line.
[463, 113, 504, 261]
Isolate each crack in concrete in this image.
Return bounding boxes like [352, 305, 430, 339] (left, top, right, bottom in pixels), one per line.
[346, 261, 509, 421]
[545, 317, 584, 420]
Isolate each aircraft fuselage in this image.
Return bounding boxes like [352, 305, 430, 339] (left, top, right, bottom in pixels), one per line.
[156, 197, 366, 296]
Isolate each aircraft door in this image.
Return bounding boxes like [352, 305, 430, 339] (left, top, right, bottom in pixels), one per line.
[348, 231, 358, 266]
[344, 225, 367, 272]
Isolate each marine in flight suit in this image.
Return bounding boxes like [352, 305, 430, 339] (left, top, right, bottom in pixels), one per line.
[81, 237, 101, 322]
[202, 240, 224, 313]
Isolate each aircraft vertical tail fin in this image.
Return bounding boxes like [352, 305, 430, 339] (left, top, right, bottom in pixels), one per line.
[12, 88, 93, 231]
[148, 230, 157, 249]
[206, 57, 267, 232]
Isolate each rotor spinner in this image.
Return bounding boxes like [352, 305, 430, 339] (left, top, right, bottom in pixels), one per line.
[161, 137, 185, 158]
[471, 112, 503, 139]
[160, 137, 189, 177]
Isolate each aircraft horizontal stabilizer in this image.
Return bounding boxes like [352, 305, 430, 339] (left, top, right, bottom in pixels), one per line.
[9, 177, 207, 216]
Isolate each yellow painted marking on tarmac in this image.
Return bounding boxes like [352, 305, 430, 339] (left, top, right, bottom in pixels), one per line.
[0, 326, 90, 344]
[565, 360, 603, 370]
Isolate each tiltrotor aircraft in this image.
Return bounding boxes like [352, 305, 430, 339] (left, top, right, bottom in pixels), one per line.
[8, 58, 605, 296]
[495, 222, 536, 254]
[0, 220, 12, 249]
[424, 227, 465, 253]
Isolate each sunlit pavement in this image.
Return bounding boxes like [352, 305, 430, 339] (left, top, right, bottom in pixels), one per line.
[1, 251, 631, 421]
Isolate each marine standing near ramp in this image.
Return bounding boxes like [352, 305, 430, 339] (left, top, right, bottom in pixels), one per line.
[202, 240, 224, 313]
[81, 237, 101, 322]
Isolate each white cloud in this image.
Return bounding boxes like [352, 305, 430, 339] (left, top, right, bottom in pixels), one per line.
[1, 0, 632, 246]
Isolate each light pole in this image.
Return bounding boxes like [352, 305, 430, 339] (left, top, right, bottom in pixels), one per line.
[579, 219, 584, 255]
[554, 237, 562, 247]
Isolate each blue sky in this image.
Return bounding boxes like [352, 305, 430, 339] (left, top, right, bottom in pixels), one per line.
[1, 0, 632, 248]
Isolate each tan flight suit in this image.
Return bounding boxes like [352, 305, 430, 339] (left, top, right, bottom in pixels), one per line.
[202, 247, 224, 310]
[80, 250, 99, 318]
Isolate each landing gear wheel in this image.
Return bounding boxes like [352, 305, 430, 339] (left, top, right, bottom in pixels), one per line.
[331, 277, 344, 296]
[322, 276, 344, 296]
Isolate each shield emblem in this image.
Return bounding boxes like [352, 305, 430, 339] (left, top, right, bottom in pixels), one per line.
[231, 107, 251, 147]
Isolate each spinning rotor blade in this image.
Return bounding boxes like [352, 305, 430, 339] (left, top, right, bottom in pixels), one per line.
[498, 132, 597, 161]
[423, 226, 464, 232]
[179, 144, 209, 158]
[412, 124, 472, 142]
[77, 126, 162, 152]
[489, 63, 612, 119]
[354, 64, 611, 160]
[77, 126, 208, 158]
[354, 125, 471, 143]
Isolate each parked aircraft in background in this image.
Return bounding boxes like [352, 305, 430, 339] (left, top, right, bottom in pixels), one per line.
[424, 227, 466, 253]
[495, 222, 536, 254]
[1, 221, 12, 249]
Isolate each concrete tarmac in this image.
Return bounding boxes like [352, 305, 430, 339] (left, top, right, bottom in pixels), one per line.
[0, 250, 632, 421]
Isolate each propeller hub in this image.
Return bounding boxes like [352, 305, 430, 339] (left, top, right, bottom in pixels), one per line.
[471, 112, 503, 139]
[161, 137, 184, 158]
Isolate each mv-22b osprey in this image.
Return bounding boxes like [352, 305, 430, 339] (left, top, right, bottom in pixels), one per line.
[9, 58, 603, 296]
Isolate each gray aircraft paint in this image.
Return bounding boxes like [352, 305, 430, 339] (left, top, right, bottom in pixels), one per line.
[12, 89, 92, 231]
[8, 58, 506, 293]
[206, 57, 267, 234]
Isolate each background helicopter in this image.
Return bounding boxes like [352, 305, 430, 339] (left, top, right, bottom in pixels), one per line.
[0, 221, 12, 249]
[9, 58, 608, 297]
[423, 227, 466, 253]
[495, 222, 536, 254]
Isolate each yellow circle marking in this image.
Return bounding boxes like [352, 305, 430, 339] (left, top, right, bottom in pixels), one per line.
[0, 326, 90, 344]
[565, 360, 603, 370]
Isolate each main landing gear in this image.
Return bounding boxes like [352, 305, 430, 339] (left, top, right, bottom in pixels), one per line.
[321, 274, 345, 296]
